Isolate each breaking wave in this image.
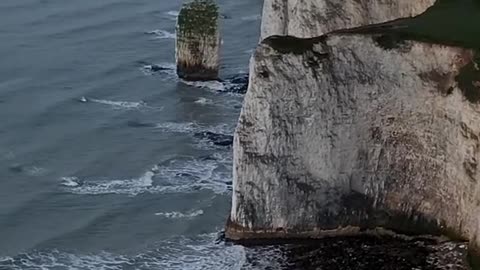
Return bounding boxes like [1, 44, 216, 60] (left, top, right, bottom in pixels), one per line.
[165, 10, 179, 21]
[60, 155, 232, 196]
[0, 233, 253, 270]
[145, 29, 175, 39]
[79, 97, 150, 110]
[194, 97, 214, 105]
[154, 122, 200, 133]
[155, 209, 204, 219]
[140, 62, 176, 78]
[139, 62, 247, 93]
[154, 121, 234, 137]
[180, 80, 226, 91]
[60, 166, 157, 196]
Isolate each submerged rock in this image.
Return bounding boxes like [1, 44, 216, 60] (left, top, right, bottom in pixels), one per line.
[194, 131, 233, 146]
[260, 0, 436, 39]
[176, 0, 221, 81]
[227, 31, 480, 259]
[223, 73, 249, 94]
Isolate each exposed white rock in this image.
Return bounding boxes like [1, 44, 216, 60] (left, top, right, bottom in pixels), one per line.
[227, 33, 480, 253]
[260, 0, 436, 39]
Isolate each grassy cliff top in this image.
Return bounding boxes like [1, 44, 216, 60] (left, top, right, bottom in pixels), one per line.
[177, 0, 219, 36]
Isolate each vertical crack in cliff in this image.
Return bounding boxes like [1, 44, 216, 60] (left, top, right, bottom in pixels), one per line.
[456, 52, 480, 103]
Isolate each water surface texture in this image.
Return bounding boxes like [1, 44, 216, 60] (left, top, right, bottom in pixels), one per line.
[0, 0, 261, 268]
[0, 0, 478, 269]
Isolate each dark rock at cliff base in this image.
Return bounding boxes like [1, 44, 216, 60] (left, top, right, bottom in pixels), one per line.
[223, 73, 249, 94]
[194, 131, 233, 146]
[240, 236, 469, 270]
[149, 65, 172, 72]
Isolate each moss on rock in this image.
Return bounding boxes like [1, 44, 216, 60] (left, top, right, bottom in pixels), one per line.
[177, 0, 219, 37]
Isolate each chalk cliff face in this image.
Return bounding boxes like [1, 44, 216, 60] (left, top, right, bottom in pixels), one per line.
[227, 32, 480, 250]
[260, 0, 436, 39]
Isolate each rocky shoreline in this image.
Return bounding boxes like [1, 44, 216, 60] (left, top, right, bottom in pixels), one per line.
[239, 235, 469, 270]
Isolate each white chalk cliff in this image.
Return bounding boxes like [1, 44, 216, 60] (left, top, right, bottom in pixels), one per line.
[260, 0, 436, 39]
[228, 0, 480, 257]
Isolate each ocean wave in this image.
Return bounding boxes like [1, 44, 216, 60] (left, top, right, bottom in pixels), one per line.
[0, 234, 249, 270]
[60, 166, 157, 196]
[60, 176, 80, 187]
[140, 62, 176, 77]
[194, 97, 214, 105]
[153, 156, 232, 194]
[154, 122, 234, 135]
[140, 62, 247, 93]
[24, 166, 48, 176]
[60, 156, 232, 196]
[180, 80, 226, 91]
[145, 29, 175, 39]
[8, 164, 48, 177]
[154, 209, 204, 219]
[79, 97, 149, 110]
[241, 14, 261, 21]
[154, 122, 200, 133]
[165, 10, 179, 20]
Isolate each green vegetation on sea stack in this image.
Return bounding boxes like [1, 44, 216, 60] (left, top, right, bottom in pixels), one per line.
[177, 0, 219, 37]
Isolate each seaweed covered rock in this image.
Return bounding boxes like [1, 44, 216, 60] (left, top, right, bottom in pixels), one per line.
[176, 0, 220, 81]
[260, 0, 436, 39]
[227, 32, 480, 257]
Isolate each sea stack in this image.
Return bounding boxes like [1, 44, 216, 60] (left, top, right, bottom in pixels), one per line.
[228, 0, 480, 262]
[176, 0, 220, 81]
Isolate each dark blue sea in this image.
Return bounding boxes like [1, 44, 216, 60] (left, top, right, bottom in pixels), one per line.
[0, 0, 266, 269]
[1, 0, 479, 269]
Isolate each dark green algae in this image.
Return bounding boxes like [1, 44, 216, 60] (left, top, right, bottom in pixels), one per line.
[177, 0, 219, 37]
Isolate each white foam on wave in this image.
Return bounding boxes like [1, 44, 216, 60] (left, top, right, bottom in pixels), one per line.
[166, 10, 179, 19]
[60, 166, 158, 196]
[154, 156, 232, 194]
[61, 177, 80, 187]
[140, 62, 246, 93]
[154, 122, 200, 133]
[89, 98, 147, 110]
[0, 250, 131, 270]
[181, 80, 226, 91]
[154, 121, 234, 136]
[0, 233, 250, 270]
[241, 14, 261, 21]
[155, 209, 204, 219]
[61, 156, 232, 196]
[146, 29, 175, 39]
[194, 97, 213, 105]
[193, 97, 243, 111]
